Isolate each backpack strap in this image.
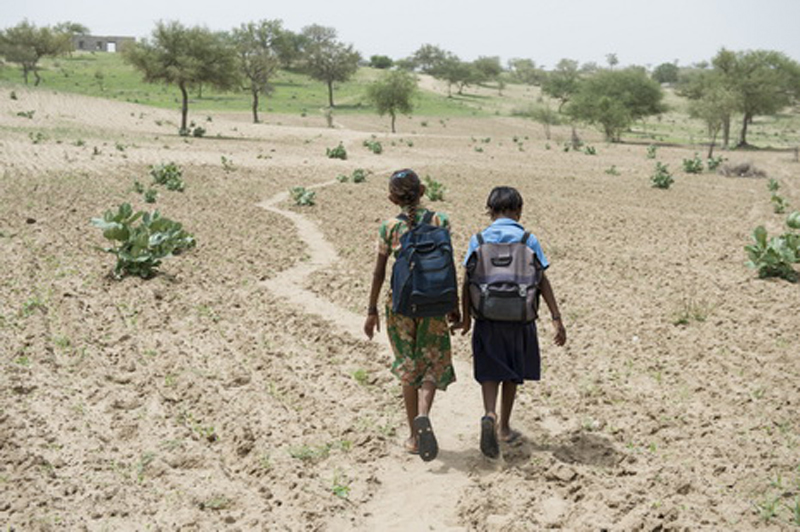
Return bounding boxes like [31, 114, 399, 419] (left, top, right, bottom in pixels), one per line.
[476, 233, 485, 245]
[421, 210, 435, 225]
[396, 213, 409, 222]
[521, 231, 530, 244]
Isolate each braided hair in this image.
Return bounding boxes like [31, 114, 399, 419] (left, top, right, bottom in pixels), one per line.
[389, 169, 423, 227]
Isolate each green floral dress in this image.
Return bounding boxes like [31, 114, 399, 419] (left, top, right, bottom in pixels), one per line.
[377, 207, 456, 390]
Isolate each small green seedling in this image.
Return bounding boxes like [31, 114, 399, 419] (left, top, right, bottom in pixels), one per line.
[326, 143, 347, 160]
[289, 186, 316, 206]
[651, 162, 674, 189]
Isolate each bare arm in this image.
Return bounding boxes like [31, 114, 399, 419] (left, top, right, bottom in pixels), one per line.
[364, 252, 389, 339]
[539, 272, 566, 346]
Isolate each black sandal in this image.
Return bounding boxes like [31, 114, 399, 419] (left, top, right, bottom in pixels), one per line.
[413, 415, 438, 462]
[480, 415, 500, 458]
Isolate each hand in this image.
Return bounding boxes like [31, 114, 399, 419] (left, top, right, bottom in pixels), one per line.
[447, 309, 461, 324]
[364, 313, 380, 340]
[552, 319, 566, 346]
[450, 317, 471, 336]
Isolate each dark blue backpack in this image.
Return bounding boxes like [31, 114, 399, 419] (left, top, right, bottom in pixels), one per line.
[391, 211, 458, 318]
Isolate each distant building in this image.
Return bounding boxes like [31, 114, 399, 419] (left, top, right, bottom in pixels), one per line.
[73, 35, 136, 53]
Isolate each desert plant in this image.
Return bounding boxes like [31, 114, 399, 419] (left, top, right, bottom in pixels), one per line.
[150, 162, 185, 191]
[221, 155, 235, 173]
[771, 194, 788, 214]
[767, 179, 780, 193]
[647, 144, 657, 159]
[351, 169, 368, 183]
[133, 180, 145, 194]
[289, 186, 316, 206]
[91, 203, 196, 279]
[682, 153, 704, 174]
[706, 155, 725, 171]
[583, 145, 597, 155]
[192, 126, 206, 138]
[651, 162, 674, 189]
[10, 91, 17, 100]
[363, 139, 383, 154]
[144, 188, 158, 203]
[424, 175, 445, 201]
[326, 142, 347, 160]
[605, 165, 620, 176]
[17, 110, 35, 119]
[744, 213, 800, 282]
[336, 174, 348, 183]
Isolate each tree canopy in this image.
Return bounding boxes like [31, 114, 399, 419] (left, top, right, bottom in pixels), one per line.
[124, 21, 238, 133]
[567, 67, 665, 142]
[367, 70, 417, 133]
[541, 59, 581, 112]
[300, 24, 360, 108]
[0, 20, 78, 85]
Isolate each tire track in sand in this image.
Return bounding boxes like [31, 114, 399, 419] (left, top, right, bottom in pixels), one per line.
[257, 182, 487, 532]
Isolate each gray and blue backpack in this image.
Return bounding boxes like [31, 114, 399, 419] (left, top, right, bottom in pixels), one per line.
[390, 211, 458, 318]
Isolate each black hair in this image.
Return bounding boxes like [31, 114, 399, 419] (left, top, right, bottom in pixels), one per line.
[389, 169, 422, 227]
[486, 186, 523, 216]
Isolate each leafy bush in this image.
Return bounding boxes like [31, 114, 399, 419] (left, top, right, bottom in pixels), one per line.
[17, 110, 34, 119]
[133, 180, 145, 194]
[150, 162, 185, 191]
[583, 145, 597, 155]
[706, 155, 725, 171]
[363, 139, 383, 154]
[647, 145, 657, 159]
[326, 143, 347, 160]
[682, 153, 704, 174]
[768, 179, 780, 193]
[352, 169, 368, 183]
[745, 215, 800, 282]
[10, 91, 17, 100]
[651, 162, 674, 189]
[424, 176, 445, 201]
[336, 174, 349, 183]
[289, 186, 316, 206]
[144, 189, 158, 203]
[771, 194, 788, 214]
[221, 156, 235, 173]
[605, 165, 620, 176]
[91, 203, 196, 279]
[192, 126, 206, 138]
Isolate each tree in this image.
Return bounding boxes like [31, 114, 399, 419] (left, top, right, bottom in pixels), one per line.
[688, 81, 738, 158]
[0, 20, 76, 85]
[273, 29, 306, 70]
[712, 48, 800, 147]
[300, 24, 360, 108]
[124, 21, 238, 133]
[508, 58, 542, 86]
[411, 44, 448, 74]
[369, 55, 393, 69]
[652, 62, 679, 84]
[528, 104, 561, 140]
[567, 67, 666, 142]
[231, 20, 282, 123]
[432, 55, 476, 96]
[541, 59, 580, 112]
[367, 70, 417, 132]
[473, 56, 503, 85]
[606, 53, 619, 69]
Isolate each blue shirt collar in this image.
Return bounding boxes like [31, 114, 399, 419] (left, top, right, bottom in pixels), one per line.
[491, 217, 522, 228]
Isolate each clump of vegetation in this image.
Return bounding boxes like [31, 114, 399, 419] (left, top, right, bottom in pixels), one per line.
[682, 153, 704, 174]
[133, 181, 145, 194]
[326, 142, 347, 160]
[706, 155, 725, 171]
[351, 168, 368, 183]
[605, 165, 620, 176]
[17, 110, 35, 119]
[91, 203, 196, 279]
[192, 126, 206, 138]
[289, 186, 316, 206]
[647, 145, 657, 159]
[424, 175, 446, 201]
[144, 188, 158, 203]
[150, 162, 185, 191]
[745, 211, 800, 282]
[221, 155, 235, 173]
[10, 91, 17, 100]
[29, 131, 46, 144]
[363, 139, 383, 154]
[651, 162, 674, 189]
[336, 174, 348, 183]
[583, 145, 597, 155]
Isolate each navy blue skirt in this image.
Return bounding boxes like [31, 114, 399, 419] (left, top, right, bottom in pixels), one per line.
[472, 319, 541, 383]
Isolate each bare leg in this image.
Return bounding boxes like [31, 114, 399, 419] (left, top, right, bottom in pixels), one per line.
[402, 384, 419, 450]
[418, 381, 437, 417]
[481, 381, 499, 419]
[499, 381, 518, 440]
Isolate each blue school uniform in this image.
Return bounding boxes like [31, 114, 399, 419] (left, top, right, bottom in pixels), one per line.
[463, 218, 549, 383]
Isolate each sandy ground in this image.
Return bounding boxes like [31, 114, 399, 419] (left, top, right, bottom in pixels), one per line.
[1, 85, 799, 531]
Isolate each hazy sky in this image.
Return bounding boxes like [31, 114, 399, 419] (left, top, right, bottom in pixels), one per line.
[3, 0, 799, 68]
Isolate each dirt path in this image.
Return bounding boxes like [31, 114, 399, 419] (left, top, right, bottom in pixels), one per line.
[257, 182, 485, 531]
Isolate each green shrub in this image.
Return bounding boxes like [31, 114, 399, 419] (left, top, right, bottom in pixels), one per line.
[772, 194, 788, 214]
[651, 162, 674, 189]
[16, 110, 34, 119]
[605, 165, 620, 176]
[745, 215, 800, 282]
[289, 186, 316, 206]
[91, 203, 196, 279]
[326, 143, 347, 160]
[192, 126, 206, 138]
[133, 180, 145, 194]
[150, 162, 185, 191]
[767, 179, 780, 193]
[706, 155, 725, 171]
[682, 153, 704, 174]
[424, 176, 445, 201]
[144, 189, 158, 203]
[363, 139, 383, 154]
[647, 145, 657, 159]
[352, 169, 368, 183]
[221, 156, 235, 173]
[583, 145, 597, 155]
[336, 174, 349, 183]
